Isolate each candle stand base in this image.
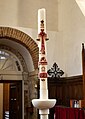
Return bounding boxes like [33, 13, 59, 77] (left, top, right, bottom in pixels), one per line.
[32, 99, 56, 109]
[32, 99, 56, 119]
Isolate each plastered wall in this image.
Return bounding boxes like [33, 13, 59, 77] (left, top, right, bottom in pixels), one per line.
[0, 0, 85, 76]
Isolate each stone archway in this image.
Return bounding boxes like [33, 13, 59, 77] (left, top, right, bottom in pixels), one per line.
[0, 27, 39, 119]
[0, 27, 39, 70]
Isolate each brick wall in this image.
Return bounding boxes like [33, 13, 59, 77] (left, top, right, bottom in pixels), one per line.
[0, 27, 39, 119]
[0, 27, 39, 70]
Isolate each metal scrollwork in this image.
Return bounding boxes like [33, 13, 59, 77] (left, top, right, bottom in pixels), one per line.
[47, 62, 64, 78]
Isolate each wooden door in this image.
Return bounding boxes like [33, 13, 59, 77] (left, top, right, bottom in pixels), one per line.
[9, 81, 22, 119]
[3, 83, 10, 119]
[3, 81, 22, 119]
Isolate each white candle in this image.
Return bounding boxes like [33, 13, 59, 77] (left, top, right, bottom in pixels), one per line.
[38, 8, 46, 33]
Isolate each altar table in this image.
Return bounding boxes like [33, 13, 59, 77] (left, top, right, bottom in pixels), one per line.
[55, 106, 85, 119]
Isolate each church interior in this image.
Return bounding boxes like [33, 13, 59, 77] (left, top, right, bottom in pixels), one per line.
[0, 0, 85, 119]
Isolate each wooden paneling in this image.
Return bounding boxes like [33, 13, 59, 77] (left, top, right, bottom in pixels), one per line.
[0, 84, 3, 119]
[3, 83, 10, 112]
[47, 75, 83, 119]
[48, 75, 83, 107]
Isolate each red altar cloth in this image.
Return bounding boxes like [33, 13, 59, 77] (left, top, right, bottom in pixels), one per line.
[55, 106, 85, 119]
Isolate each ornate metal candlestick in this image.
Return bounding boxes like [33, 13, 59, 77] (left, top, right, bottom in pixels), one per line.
[32, 8, 56, 119]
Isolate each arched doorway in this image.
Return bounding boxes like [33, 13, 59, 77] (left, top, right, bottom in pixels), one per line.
[0, 27, 38, 70]
[0, 49, 24, 119]
[0, 27, 39, 119]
